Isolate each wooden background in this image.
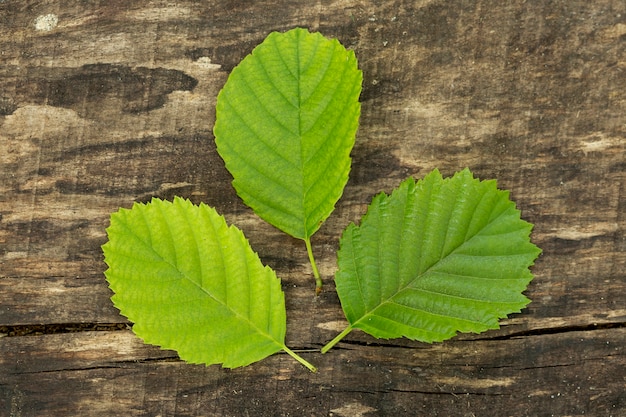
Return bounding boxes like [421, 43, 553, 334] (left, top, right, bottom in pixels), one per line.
[1, 1, 624, 416]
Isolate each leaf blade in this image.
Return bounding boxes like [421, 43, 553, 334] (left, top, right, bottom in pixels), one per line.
[214, 27, 362, 240]
[334, 169, 541, 345]
[103, 197, 292, 369]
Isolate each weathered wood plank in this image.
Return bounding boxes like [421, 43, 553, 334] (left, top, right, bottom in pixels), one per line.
[1, 329, 624, 416]
[1, 0, 624, 415]
[1, 0, 624, 327]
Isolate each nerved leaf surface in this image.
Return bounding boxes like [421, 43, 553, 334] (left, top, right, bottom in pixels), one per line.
[214, 27, 362, 240]
[325, 169, 541, 351]
[103, 197, 315, 370]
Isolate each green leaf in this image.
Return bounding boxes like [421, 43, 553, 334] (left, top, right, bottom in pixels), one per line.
[213, 28, 362, 241]
[102, 197, 315, 371]
[322, 169, 541, 353]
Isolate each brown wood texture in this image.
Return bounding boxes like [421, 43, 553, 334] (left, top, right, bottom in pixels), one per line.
[1, 1, 624, 416]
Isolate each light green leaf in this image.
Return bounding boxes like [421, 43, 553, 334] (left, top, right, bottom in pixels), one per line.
[213, 28, 362, 241]
[322, 169, 541, 353]
[103, 197, 315, 371]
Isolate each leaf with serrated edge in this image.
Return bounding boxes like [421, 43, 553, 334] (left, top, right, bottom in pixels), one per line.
[214, 28, 361, 292]
[103, 197, 315, 371]
[322, 169, 541, 353]
[214, 28, 361, 240]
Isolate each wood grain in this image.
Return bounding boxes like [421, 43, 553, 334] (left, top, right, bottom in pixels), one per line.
[1, 0, 624, 416]
[1, 329, 624, 416]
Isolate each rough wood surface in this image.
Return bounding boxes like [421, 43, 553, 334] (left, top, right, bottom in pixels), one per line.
[1, 1, 624, 416]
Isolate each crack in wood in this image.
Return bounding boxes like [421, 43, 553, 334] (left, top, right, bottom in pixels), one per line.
[322, 386, 504, 396]
[18, 364, 128, 374]
[0, 322, 128, 337]
[3, 321, 623, 343]
[317, 322, 625, 350]
[471, 322, 626, 341]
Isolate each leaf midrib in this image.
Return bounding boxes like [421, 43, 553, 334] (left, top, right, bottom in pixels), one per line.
[352, 199, 514, 331]
[122, 203, 285, 350]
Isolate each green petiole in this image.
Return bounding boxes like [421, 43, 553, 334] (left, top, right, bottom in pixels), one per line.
[304, 237, 323, 294]
[321, 326, 353, 354]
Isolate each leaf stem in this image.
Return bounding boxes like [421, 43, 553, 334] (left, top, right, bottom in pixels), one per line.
[321, 326, 353, 354]
[282, 346, 317, 372]
[304, 237, 322, 294]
